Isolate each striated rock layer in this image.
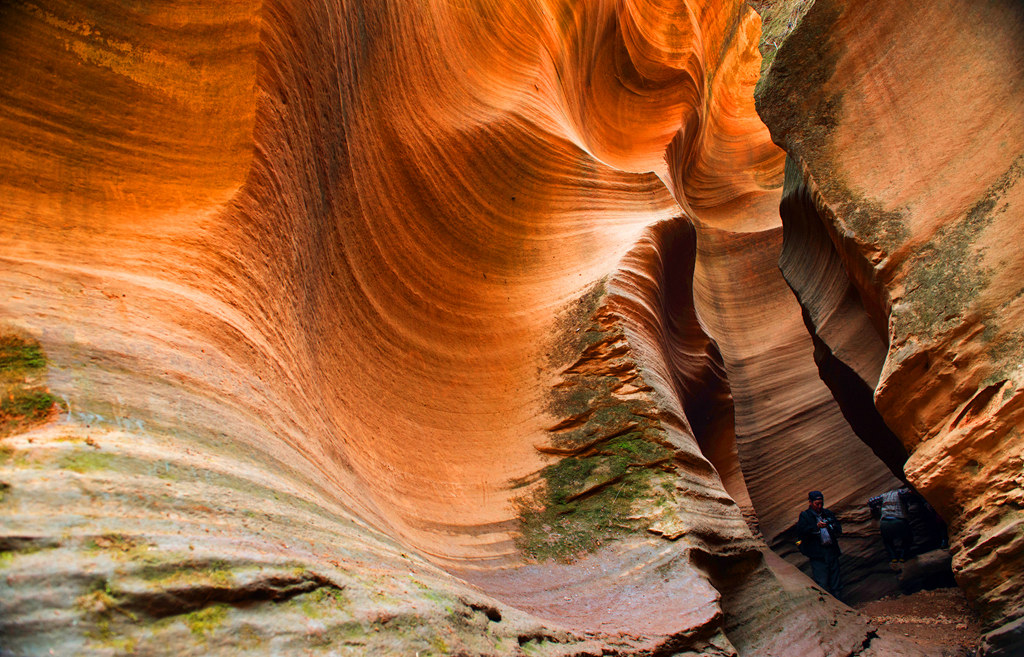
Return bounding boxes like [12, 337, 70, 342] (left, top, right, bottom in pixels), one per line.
[0, 0, 1009, 655]
[756, 0, 1024, 654]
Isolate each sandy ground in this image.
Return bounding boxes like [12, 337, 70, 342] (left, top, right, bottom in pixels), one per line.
[857, 587, 982, 657]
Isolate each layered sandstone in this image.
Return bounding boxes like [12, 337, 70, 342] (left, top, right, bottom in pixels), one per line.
[0, 0, 1014, 655]
[756, 0, 1024, 654]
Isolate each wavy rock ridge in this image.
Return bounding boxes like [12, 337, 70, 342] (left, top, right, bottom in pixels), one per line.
[0, 0, 1018, 655]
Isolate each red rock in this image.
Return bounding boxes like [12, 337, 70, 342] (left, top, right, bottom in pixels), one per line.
[756, 0, 1024, 653]
[0, 0, 1011, 654]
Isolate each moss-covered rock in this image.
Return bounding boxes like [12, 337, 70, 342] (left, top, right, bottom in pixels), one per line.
[516, 282, 679, 561]
[0, 333, 61, 438]
[185, 604, 229, 640]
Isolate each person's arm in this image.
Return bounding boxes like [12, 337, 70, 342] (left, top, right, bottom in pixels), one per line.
[868, 495, 882, 518]
[797, 510, 817, 540]
[828, 511, 842, 537]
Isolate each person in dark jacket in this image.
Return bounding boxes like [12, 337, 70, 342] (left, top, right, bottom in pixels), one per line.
[798, 490, 843, 598]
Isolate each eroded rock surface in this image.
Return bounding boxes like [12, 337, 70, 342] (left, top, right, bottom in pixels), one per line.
[0, 0, 1015, 655]
[756, 0, 1024, 654]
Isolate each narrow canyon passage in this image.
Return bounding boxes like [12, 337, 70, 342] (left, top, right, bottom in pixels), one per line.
[1, 0, 1021, 655]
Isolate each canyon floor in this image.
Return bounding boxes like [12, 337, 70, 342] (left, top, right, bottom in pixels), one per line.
[858, 588, 982, 657]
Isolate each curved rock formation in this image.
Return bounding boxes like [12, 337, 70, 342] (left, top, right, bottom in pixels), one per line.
[756, 0, 1024, 653]
[0, 0, 1016, 655]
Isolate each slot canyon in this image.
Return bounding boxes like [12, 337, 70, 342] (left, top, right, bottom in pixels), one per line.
[1, 0, 1022, 655]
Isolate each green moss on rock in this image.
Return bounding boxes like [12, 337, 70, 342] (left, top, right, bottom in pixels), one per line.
[516, 282, 678, 561]
[185, 604, 229, 640]
[0, 333, 61, 437]
[751, 0, 813, 83]
[59, 450, 117, 473]
[0, 335, 46, 371]
[898, 155, 1023, 345]
[840, 192, 910, 253]
[300, 586, 349, 618]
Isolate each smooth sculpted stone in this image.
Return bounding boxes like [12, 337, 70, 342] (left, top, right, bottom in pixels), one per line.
[755, 0, 1024, 654]
[0, 0, 975, 656]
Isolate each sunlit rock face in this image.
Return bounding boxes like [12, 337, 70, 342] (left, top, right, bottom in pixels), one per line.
[756, 0, 1024, 654]
[0, 0, 1010, 655]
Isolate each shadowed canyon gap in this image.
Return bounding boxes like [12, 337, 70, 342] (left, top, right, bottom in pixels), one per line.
[0, 0, 1021, 655]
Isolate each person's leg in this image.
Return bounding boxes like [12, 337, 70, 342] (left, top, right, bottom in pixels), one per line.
[826, 550, 843, 599]
[880, 518, 899, 561]
[896, 518, 912, 560]
[810, 557, 829, 590]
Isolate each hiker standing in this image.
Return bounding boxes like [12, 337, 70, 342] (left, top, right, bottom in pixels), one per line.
[869, 487, 914, 563]
[797, 490, 843, 598]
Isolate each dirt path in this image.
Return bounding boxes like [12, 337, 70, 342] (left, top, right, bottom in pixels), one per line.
[856, 587, 982, 657]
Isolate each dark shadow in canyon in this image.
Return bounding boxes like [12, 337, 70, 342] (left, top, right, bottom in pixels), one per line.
[775, 156, 959, 599]
[777, 157, 908, 481]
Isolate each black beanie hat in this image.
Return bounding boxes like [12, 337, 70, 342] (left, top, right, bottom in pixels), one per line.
[808, 490, 824, 501]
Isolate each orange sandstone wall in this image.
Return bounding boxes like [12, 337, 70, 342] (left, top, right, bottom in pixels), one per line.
[756, 0, 1024, 653]
[0, 0, 1002, 654]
